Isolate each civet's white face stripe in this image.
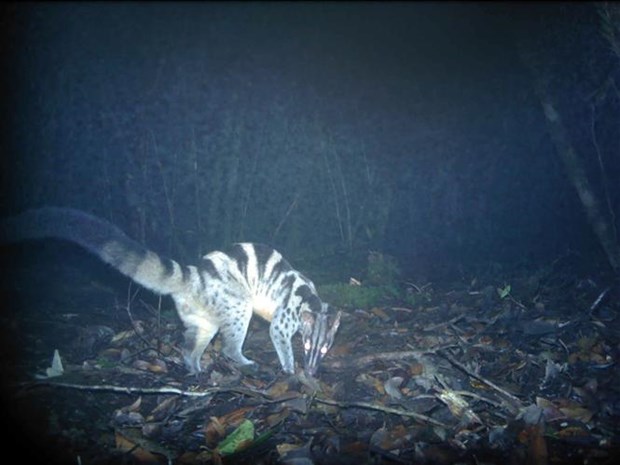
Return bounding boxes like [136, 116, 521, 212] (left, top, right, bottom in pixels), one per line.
[1, 207, 342, 376]
[302, 305, 342, 376]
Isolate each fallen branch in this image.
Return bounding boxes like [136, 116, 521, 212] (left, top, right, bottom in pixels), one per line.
[22, 380, 269, 399]
[314, 397, 449, 428]
[425, 314, 465, 331]
[437, 350, 523, 415]
[324, 350, 427, 371]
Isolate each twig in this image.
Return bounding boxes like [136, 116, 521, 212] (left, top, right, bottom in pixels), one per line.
[322, 149, 345, 244]
[240, 147, 260, 239]
[508, 295, 528, 310]
[425, 314, 465, 331]
[26, 378, 451, 429]
[22, 380, 269, 399]
[151, 129, 186, 258]
[324, 350, 427, 371]
[390, 307, 414, 313]
[334, 150, 353, 252]
[437, 350, 523, 415]
[589, 286, 611, 314]
[124, 283, 155, 352]
[190, 126, 204, 255]
[455, 389, 507, 411]
[151, 129, 175, 235]
[271, 192, 299, 241]
[314, 397, 449, 428]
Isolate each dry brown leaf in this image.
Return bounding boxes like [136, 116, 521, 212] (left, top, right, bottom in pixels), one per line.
[555, 425, 589, 439]
[437, 389, 481, 426]
[114, 431, 135, 450]
[111, 329, 137, 344]
[147, 359, 168, 373]
[373, 377, 386, 395]
[266, 408, 290, 427]
[469, 379, 490, 390]
[115, 431, 161, 463]
[370, 424, 412, 451]
[205, 417, 226, 446]
[544, 397, 594, 423]
[589, 352, 607, 364]
[371, 307, 390, 321]
[276, 443, 303, 456]
[266, 379, 291, 397]
[177, 450, 214, 465]
[132, 359, 152, 371]
[535, 397, 554, 409]
[341, 441, 369, 455]
[408, 361, 424, 376]
[355, 373, 385, 395]
[141, 422, 161, 438]
[330, 341, 353, 357]
[559, 406, 594, 423]
[98, 348, 123, 360]
[535, 397, 565, 422]
[125, 396, 142, 412]
[148, 396, 179, 421]
[216, 406, 254, 428]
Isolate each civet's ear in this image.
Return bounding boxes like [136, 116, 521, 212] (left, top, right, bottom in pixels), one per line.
[325, 310, 342, 347]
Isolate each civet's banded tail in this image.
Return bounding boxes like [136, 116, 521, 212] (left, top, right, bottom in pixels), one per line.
[0, 207, 190, 295]
[0, 207, 341, 376]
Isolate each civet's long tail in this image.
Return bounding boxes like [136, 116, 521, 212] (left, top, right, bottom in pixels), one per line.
[1, 207, 190, 295]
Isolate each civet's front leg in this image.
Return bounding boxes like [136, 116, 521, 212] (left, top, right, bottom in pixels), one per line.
[269, 308, 301, 374]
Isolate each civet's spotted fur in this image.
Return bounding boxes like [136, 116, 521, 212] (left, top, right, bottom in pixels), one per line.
[1, 207, 341, 376]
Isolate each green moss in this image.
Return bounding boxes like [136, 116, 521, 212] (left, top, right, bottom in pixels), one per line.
[315, 252, 433, 309]
[366, 251, 401, 286]
[318, 283, 399, 309]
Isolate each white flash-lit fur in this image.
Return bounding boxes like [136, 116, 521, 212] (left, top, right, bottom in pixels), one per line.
[1, 207, 342, 376]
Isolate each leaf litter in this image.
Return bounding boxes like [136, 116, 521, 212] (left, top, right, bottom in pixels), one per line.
[1, 253, 619, 464]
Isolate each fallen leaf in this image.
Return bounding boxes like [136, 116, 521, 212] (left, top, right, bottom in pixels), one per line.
[125, 396, 142, 412]
[266, 408, 290, 427]
[559, 406, 594, 423]
[408, 362, 424, 376]
[205, 406, 255, 447]
[217, 406, 255, 427]
[115, 431, 160, 463]
[45, 349, 64, 378]
[276, 443, 303, 455]
[205, 417, 226, 447]
[370, 424, 412, 451]
[371, 307, 390, 321]
[132, 359, 152, 371]
[267, 379, 292, 397]
[147, 359, 168, 373]
[384, 377, 404, 400]
[216, 419, 255, 456]
[111, 329, 137, 344]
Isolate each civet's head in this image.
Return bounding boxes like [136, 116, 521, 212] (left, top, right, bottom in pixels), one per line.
[301, 303, 342, 376]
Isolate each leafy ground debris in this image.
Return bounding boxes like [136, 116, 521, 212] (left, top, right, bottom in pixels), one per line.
[1, 247, 619, 464]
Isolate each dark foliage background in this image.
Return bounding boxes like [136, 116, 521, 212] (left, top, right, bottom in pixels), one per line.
[1, 3, 618, 282]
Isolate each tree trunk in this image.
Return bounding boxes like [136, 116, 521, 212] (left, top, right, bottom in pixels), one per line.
[522, 50, 620, 274]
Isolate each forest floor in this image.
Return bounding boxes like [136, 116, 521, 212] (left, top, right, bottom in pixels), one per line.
[1, 244, 619, 464]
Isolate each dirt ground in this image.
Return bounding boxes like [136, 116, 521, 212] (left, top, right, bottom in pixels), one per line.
[1, 243, 619, 464]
